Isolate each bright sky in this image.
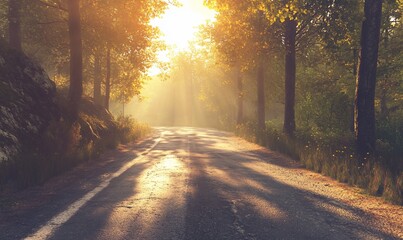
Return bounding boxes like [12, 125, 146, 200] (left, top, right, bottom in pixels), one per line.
[153, 0, 216, 51]
[147, 0, 216, 77]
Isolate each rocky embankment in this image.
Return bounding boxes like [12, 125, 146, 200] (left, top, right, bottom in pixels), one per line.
[0, 43, 119, 188]
[0, 44, 59, 165]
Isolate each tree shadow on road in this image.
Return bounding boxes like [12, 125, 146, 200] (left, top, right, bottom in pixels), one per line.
[184, 129, 398, 240]
[7, 127, 397, 240]
[0, 137, 159, 240]
[49, 129, 192, 240]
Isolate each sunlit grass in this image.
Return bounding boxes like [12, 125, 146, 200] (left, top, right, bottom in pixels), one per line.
[116, 116, 153, 144]
[235, 121, 403, 205]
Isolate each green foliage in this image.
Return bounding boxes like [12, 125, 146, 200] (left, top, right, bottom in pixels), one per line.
[0, 0, 168, 106]
[81, 0, 167, 103]
[295, 41, 356, 133]
[376, 112, 403, 173]
[296, 91, 352, 133]
[235, 121, 258, 143]
[179, 0, 402, 204]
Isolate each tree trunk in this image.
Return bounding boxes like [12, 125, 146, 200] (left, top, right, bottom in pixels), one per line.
[350, 48, 359, 132]
[380, 88, 388, 119]
[353, 48, 358, 76]
[354, 0, 382, 155]
[379, 24, 389, 120]
[257, 60, 265, 132]
[67, 0, 83, 120]
[122, 101, 125, 117]
[236, 64, 243, 125]
[8, 0, 22, 51]
[105, 46, 111, 110]
[184, 63, 194, 126]
[93, 51, 102, 105]
[283, 19, 296, 136]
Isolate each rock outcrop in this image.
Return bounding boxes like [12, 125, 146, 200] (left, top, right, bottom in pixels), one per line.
[0, 44, 59, 164]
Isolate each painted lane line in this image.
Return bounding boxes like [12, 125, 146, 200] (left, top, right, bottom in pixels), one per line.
[24, 136, 162, 240]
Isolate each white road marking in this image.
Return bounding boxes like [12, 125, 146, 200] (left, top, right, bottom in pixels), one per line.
[24, 136, 162, 240]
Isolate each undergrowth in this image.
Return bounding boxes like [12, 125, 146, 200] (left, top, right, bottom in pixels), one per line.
[116, 116, 153, 144]
[0, 98, 152, 190]
[235, 121, 403, 205]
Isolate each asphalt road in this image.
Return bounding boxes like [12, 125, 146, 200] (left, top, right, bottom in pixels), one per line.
[1, 127, 402, 240]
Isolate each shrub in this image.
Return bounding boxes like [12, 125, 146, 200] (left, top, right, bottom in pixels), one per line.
[235, 121, 257, 143]
[116, 116, 152, 144]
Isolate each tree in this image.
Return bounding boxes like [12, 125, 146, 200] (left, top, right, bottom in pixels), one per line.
[235, 62, 243, 124]
[10, 0, 166, 114]
[207, 0, 357, 136]
[261, 0, 360, 136]
[254, 10, 270, 134]
[67, 0, 83, 120]
[81, 0, 166, 109]
[283, 18, 296, 136]
[206, 0, 275, 134]
[355, 0, 383, 155]
[105, 45, 110, 110]
[377, 0, 402, 120]
[93, 50, 102, 105]
[256, 57, 266, 133]
[204, 4, 252, 126]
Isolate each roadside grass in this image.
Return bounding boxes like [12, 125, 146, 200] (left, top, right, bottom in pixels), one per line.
[235, 121, 403, 205]
[116, 116, 153, 144]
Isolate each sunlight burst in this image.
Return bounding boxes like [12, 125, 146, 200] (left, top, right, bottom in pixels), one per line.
[152, 0, 216, 51]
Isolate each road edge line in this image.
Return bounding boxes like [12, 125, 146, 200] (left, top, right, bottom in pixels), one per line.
[24, 135, 162, 240]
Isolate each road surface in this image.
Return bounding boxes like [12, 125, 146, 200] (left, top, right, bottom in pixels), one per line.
[1, 127, 402, 239]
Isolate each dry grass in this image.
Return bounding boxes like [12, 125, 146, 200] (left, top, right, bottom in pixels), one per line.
[116, 116, 152, 144]
[235, 122, 403, 205]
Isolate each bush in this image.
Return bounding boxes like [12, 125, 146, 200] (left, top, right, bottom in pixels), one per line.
[235, 121, 257, 143]
[116, 116, 152, 144]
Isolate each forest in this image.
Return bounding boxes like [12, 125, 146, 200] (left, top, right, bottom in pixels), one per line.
[201, 0, 403, 203]
[128, 0, 403, 203]
[0, 0, 402, 205]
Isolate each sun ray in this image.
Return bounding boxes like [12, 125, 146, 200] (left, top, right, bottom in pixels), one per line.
[152, 0, 216, 52]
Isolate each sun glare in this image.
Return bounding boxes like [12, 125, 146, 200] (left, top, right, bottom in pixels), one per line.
[148, 0, 215, 77]
[153, 0, 216, 51]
